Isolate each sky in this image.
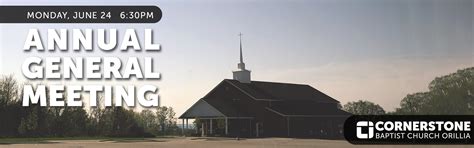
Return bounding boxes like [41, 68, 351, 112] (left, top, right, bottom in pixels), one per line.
[0, 0, 473, 117]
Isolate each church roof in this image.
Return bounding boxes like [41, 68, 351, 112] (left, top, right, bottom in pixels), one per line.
[179, 99, 226, 118]
[179, 96, 254, 118]
[266, 101, 351, 117]
[224, 79, 340, 103]
[180, 79, 345, 119]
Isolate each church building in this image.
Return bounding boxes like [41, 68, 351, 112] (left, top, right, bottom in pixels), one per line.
[179, 34, 351, 138]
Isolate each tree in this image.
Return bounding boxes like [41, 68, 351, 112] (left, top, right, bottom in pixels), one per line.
[88, 94, 106, 136]
[0, 75, 23, 136]
[18, 106, 39, 135]
[343, 100, 385, 115]
[0, 74, 179, 137]
[156, 106, 178, 135]
[395, 67, 474, 115]
[136, 109, 159, 135]
[394, 92, 430, 114]
[0, 75, 18, 105]
[60, 106, 88, 136]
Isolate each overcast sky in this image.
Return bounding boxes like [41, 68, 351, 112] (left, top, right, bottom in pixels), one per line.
[0, 0, 473, 116]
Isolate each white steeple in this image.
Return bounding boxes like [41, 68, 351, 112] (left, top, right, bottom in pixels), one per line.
[233, 33, 251, 83]
[238, 33, 246, 70]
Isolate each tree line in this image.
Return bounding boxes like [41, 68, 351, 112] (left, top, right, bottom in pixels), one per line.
[0, 75, 178, 137]
[1, 66, 472, 136]
[343, 67, 474, 115]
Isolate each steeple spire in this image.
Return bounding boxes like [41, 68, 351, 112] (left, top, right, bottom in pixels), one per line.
[233, 32, 251, 83]
[239, 32, 243, 63]
[237, 32, 246, 70]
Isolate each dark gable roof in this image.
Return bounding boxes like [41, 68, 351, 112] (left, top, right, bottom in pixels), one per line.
[180, 79, 345, 118]
[224, 79, 339, 103]
[202, 96, 253, 118]
[267, 101, 351, 116]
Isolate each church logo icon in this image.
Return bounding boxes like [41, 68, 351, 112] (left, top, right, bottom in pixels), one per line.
[356, 121, 374, 139]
